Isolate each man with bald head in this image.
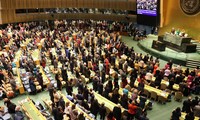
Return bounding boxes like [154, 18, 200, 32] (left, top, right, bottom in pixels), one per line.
[14, 106, 24, 120]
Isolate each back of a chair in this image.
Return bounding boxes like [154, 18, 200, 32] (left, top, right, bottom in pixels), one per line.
[174, 91, 183, 101]
[157, 96, 166, 104]
[160, 83, 167, 90]
[150, 91, 157, 100]
[163, 77, 168, 81]
[165, 89, 171, 94]
[143, 89, 150, 97]
[125, 85, 131, 91]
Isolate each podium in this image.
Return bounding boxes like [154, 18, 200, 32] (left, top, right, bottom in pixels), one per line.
[182, 44, 197, 53]
[152, 40, 166, 51]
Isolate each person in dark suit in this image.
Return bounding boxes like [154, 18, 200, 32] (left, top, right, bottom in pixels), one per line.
[98, 81, 104, 95]
[92, 76, 99, 92]
[37, 73, 44, 91]
[120, 94, 128, 109]
[29, 77, 36, 95]
[101, 70, 106, 83]
[58, 96, 65, 111]
[111, 88, 120, 104]
[171, 107, 181, 120]
[185, 112, 194, 120]
[61, 65, 68, 82]
[113, 104, 122, 120]
[65, 80, 73, 96]
[139, 93, 147, 110]
[90, 99, 99, 119]
[56, 106, 65, 120]
[70, 60, 74, 74]
[55, 73, 62, 90]
[48, 84, 54, 102]
[99, 103, 106, 120]
[83, 86, 89, 101]
[193, 102, 200, 117]
[4, 98, 16, 114]
[191, 96, 199, 108]
[182, 97, 192, 113]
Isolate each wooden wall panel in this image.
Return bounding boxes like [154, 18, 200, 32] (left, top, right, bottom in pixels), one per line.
[38, 0, 45, 8]
[66, 0, 72, 8]
[0, 0, 136, 24]
[0, 11, 2, 24]
[13, 0, 136, 10]
[14, 13, 136, 23]
[45, 0, 51, 8]
[1, 10, 6, 24]
[77, 0, 82, 8]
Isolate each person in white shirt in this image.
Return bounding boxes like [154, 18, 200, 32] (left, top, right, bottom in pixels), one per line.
[99, 61, 104, 72]
[139, 60, 144, 69]
[69, 104, 78, 120]
[145, 70, 153, 83]
[164, 67, 171, 77]
[64, 102, 71, 114]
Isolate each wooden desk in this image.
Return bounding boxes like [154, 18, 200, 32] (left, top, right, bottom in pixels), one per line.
[152, 77, 180, 90]
[109, 69, 116, 77]
[42, 99, 52, 112]
[37, 43, 42, 50]
[90, 70, 95, 78]
[31, 49, 40, 65]
[15, 68, 25, 94]
[4, 45, 9, 51]
[21, 44, 26, 50]
[58, 91, 94, 120]
[134, 81, 170, 99]
[127, 66, 133, 74]
[21, 98, 46, 120]
[115, 57, 119, 68]
[121, 54, 127, 60]
[13, 50, 22, 68]
[93, 91, 126, 112]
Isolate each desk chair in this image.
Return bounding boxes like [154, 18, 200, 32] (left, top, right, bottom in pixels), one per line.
[157, 96, 167, 104]
[143, 89, 150, 98]
[160, 83, 167, 90]
[150, 91, 157, 101]
[163, 77, 168, 81]
[174, 92, 183, 102]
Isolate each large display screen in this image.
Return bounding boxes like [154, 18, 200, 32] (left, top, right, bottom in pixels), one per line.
[137, 0, 157, 16]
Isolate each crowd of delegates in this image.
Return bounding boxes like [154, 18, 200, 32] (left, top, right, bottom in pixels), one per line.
[45, 8, 127, 15]
[0, 19, 199, 120]
[0, 98, 24, 120]
[43, 20, 150, 120]
[171, 96, 200, 120]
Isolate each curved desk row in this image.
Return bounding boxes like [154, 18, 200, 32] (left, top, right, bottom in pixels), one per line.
[20, 97, 46, 120]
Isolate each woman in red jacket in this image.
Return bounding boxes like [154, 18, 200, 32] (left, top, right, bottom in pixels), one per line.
[127, 101, 138, 120]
